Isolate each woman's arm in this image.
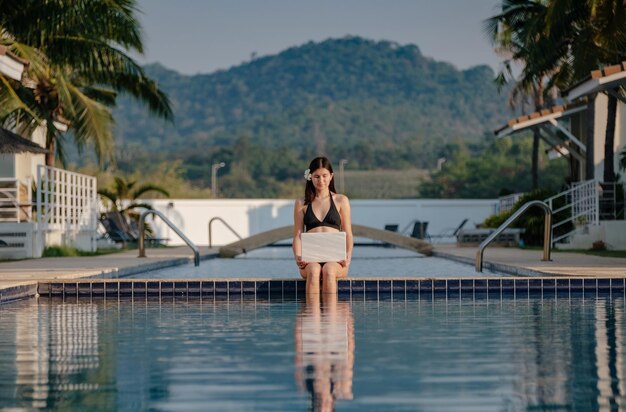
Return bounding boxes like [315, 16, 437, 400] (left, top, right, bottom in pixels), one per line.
[338, 195, 353, 266]
[293, 198, 307, 268]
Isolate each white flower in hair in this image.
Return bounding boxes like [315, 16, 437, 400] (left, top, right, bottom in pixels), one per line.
[303, 169, 312, 181]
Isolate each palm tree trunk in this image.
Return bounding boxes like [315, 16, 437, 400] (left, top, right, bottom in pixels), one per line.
[603, 93, 617, 183]
[532, 129, 540, 189]
[531, 85, 544, 190]
[585, 95, 596, 180]
[45, 132, 55, 166]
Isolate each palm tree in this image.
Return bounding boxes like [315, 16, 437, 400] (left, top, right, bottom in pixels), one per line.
[526, 0, 626, 183]
[485, 0, 558, 189]
[98, 176, 170, 217]
[0, 0, 172, 166]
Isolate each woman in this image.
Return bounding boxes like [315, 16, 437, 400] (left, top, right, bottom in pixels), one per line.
[293, 157, 353, 294]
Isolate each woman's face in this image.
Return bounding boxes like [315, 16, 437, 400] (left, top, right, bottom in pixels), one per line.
[311, 167, 333, 192]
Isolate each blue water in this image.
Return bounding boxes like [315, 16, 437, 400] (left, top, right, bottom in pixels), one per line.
[129, 246, 500, 278]
[1, 295, 625, 411]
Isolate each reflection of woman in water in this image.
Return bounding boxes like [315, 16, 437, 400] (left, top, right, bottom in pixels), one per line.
[293, 156, 353, 295]
[294, 294, 355, 411]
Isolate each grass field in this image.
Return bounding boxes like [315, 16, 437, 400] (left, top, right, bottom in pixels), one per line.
[342, 169, 430, 199]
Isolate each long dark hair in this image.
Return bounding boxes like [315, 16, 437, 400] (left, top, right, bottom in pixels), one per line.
[304, 157, 336, 205]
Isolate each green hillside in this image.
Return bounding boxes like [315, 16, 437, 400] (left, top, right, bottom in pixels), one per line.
[108, 36, 512, 196]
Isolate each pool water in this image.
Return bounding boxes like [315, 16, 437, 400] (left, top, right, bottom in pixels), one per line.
[1, 294, 625, 411]
[129, 246, 500, 279]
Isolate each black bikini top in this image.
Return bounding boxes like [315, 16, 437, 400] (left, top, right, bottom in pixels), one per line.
[304, 194, 341, 231]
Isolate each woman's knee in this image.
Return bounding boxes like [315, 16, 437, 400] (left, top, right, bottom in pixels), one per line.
[322, 265, 340, 279]
[307, 264, 322, 278]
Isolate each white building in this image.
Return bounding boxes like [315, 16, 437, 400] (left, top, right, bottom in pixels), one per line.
[0, 47, 98, 259]
[495, 63, 626, 249]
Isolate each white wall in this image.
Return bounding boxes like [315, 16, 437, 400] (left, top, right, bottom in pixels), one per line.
[143, 198, 499, 246]
[593, 94, 626, 179]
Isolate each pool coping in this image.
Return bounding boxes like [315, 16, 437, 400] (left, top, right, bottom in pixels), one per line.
[432, 250, 546, 277]
[2, 246, 625, 305]
[0, 251, 219, 305]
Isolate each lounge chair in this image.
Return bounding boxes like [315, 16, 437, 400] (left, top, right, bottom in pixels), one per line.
[99, 212, 136, 245]
[129, 218, 169, 247]
[410, 221, 429, 240]
[99, 212, 169, 247]
[398, 220, 430, 240]
[429, 218, 469, 244]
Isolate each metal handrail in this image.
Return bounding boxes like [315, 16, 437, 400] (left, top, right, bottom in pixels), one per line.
[208, 217, 243, 248]
[545, 179, 599, 245]
[476, 200, 552, 272]
[138, 209, 200, 266]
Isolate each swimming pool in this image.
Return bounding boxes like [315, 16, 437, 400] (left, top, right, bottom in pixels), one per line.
[127, 246, 501, 279]
[1, 293, 624, 410]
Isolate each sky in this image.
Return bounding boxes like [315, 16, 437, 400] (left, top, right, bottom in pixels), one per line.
[134, 0, 504, 76]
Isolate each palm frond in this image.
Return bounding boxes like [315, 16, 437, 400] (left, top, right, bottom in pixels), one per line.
[81, 85, 118, 106]
[120, 202, 154, 214]
[132, 184, 170, 199]
[114, 176, 131, 198]
[0, 74, 30, 117]
[97, 188, 119, 209]
[62, 79, 115, 165]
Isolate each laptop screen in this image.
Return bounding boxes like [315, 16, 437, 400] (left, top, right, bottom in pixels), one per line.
[300, 232, 346, 263]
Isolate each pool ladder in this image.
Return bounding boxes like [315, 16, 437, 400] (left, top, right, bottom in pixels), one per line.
[138, 209, 200, 266]
[208, 217, 243, 248]
[476, 200, 552, 272]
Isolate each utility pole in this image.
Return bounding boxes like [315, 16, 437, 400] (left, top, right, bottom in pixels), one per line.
[211, 162, 226, 198]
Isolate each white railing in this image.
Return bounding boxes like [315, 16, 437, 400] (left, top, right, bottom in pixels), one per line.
[0, 177, 32, 222]
[598, 182, 626, 220]
[37, 165, 98, 251]
[498, 193, 524, 213]
[545, 179, 599, 244]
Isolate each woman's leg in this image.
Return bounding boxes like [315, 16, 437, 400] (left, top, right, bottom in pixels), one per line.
[300, 263, 322, 295]
[321, 262, 348, 294]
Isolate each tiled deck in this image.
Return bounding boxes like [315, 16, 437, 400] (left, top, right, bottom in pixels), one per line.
[37, 277, 626, 300]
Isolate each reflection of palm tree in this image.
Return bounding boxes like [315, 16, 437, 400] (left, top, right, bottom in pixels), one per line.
[294, 294, 354, 411]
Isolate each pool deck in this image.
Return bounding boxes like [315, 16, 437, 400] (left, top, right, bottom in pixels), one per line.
[0, 247, 218, 303]
[1, 244, 625, 303]
[434, 245, 626, 277]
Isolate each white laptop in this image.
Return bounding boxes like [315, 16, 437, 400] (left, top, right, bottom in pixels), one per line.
[301, 232, 346, 263]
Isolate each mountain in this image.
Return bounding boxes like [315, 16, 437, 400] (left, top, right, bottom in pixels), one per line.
[111, 36, 511, 181]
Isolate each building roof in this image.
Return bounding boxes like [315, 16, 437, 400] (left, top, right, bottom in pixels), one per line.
[0, 45, 29, 65]
[566, 62, 626, 101]
[0, 45, 28, 81]
[494, 102, 587, 138]
[0, 127, 47, 154]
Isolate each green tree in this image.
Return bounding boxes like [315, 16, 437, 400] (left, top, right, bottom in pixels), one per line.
[419, 136, 569, 198]
[0, 0, 172, 166]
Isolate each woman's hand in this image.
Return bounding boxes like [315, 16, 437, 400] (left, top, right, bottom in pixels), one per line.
[339, 255, 351, 268]
[295, 255, 308, 269]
